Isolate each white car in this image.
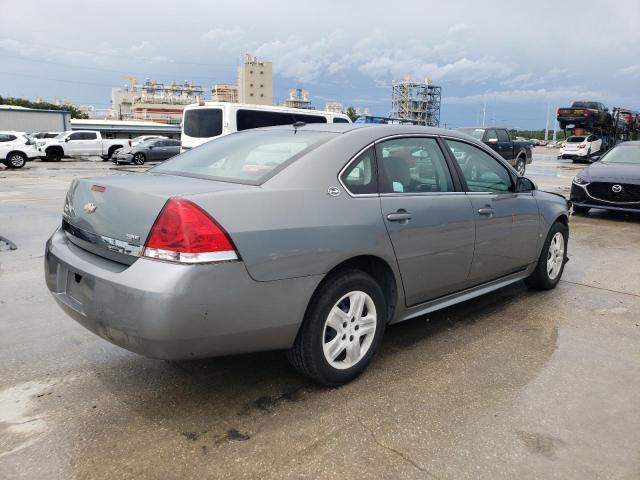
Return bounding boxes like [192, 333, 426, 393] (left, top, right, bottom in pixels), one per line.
[559, 135, 602, 162]
[0, 131, 39, 169]
[36, 130, 127, 162]
[128, 135, 167, 148]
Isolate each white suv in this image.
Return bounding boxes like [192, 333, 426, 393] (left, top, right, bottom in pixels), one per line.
[559, 135, 602, 163]
[0, 131, 39, 169]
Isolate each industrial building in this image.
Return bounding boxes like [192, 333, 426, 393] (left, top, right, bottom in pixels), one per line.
[238, 54, 273, 105]
[110, 79, 205, 124]
[0, 105, 71, 132]
[390, 76, 441, 126]
[325, 101, 344, 114]
[283, 88, 312, 109]
[212, 84, 239, 103]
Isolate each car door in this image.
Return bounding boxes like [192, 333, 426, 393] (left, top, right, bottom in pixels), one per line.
[166, 140, 180, 159]
[444, 138, 539, 284]
[377, 136, 476, 306]
[496, 129, 513, 163]
[65, 132, 86, 155]
[483, 128, 500, 155]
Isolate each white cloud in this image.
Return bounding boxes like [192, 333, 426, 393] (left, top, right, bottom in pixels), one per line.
[444, 88, 604, 105]
[448, 23, 469, 34]
[618, 65, 640, 78]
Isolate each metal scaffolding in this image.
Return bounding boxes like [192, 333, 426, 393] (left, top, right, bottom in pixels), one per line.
[390, 77, 441, 126]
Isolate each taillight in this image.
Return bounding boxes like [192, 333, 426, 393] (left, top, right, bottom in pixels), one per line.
[128, 140, 132, 147]
[583, 112, 589, 117]
[142, 198, 238, 264]
[577, 143, 586, 148]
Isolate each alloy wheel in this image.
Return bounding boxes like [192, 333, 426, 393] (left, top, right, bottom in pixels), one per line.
[546, 232, 565, 280]
[322, 291, 377, 370]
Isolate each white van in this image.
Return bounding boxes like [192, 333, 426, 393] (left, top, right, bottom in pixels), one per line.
[180, 102, 351, 151]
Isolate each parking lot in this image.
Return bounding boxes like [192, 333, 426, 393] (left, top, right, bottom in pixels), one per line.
[1, 150, 639, 479]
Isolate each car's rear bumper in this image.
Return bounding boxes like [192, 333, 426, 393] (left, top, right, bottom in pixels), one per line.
[45, 227, 320, 359]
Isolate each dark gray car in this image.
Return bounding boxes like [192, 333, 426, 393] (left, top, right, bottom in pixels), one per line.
[112, 138, 181, 165]
[45, 124, 570, 386]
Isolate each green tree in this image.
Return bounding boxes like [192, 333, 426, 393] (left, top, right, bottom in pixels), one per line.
[0, 95, 89, 119]
[345, 107, 360, 122]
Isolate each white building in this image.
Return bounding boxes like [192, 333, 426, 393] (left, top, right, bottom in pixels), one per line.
[238, 54, 273, 105]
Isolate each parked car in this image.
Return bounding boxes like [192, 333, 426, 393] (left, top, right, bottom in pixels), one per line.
[128, 135, 167, 148]
[35, 130, 126, 161]
[112, 138, 181, 165]
[45, 124, 570, 386]
[557, 101, 611, 130]
[559, 135, 602, 162]
[570, 141, 640, 214]
[30, 131, 61, 140]
[0, 131, 39, 168]
[456, 127, 533, 175]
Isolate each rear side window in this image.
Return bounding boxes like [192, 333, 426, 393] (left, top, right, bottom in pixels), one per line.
[184, 108, 223, 138]
[377, 137, 454, 193]
[82, 132, 97, 140]
[333, 117, 350, 123]
[236, 109, 327, 131]
[0, 134, 16, 142]
[497, 130, 510, 142]
[341, 147, 377, 195]
[152, 130, 337, 185]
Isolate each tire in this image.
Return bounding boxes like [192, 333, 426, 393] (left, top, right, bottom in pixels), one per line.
[515, 157, 526, 176]
[6, 152, 27, 169]
[133, 153, 146, 165]
[573, 205, 590, 215]
[287, 269, 387, 386]
[525, 221, 568, 290]
[46, 149, 62, 162]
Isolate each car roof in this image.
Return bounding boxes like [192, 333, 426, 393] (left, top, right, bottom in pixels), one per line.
[263, 123, 460, 137]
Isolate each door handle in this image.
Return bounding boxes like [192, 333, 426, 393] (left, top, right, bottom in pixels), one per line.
[478, 207, 495, 216]
[386, 211, 412, 222]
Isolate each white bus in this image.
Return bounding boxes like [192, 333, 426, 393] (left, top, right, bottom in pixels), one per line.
[180, 102, 351, 151]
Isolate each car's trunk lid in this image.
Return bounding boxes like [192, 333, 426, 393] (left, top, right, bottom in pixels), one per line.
[62, 173, 251, 264]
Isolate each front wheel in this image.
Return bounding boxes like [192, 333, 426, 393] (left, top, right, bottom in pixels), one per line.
[525, 222, 568, 290]
[6, 152, 27, 168]
[46, 149, 62, 162]
[133, 153, 146, 165]
[515, 157, 526, 176]
[287, 270, 387, 386]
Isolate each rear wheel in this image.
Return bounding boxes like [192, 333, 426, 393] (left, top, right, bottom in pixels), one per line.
[6, 152, 26, 168]
[525, 222, 568, 290]
[515, 157, 526, 176]
[287, 269, 386, 386]
[133, 153, 146, 165]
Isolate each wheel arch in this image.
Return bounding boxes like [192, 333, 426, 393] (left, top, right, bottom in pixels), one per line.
[108, 145, 123, 156]
[308, 255, 399, 326]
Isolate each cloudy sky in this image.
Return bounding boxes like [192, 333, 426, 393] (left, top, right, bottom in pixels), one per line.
[1, 0, 639, 129]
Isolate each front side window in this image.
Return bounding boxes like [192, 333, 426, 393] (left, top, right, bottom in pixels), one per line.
[236, 110, 327, 131]
[68, 132, 83, 140]
[446, 140, 512, 193]
[484, 129, 498, 141]
[377, 137, 454, 194]
[183, 108, 223, 138]
[152, 129, 337, 184]
[340, 147, 377, 195]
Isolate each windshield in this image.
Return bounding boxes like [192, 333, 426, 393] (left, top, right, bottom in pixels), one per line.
[566, 136, 586, 143]
[152, 129, 337, 184]
[458, 128, 485, 140]
[54, 132, 69, 139]
[601, 145, 640, 164]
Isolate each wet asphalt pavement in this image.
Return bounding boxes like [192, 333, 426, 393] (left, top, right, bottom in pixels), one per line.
[1, 150, 639, 479]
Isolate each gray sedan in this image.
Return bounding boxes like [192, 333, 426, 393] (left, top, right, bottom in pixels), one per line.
[45, 125, 570, 386]
[112, 138, 181, 165]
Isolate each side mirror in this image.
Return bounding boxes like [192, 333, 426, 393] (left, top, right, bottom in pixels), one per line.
[64, 137, 70, 142]
[487, 138, 498, 144]
[590, 155, 601, 162]
[516, 177, 536, 192]
[148, 145, 154, 149]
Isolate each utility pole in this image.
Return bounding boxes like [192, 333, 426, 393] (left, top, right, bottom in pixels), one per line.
[481, 93, 487, 127]
[552, 105, 558, 142]
[544, 102, 550, 141]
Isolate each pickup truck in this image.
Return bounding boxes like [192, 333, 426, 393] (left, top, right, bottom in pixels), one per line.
[36, 131, 126, 162]
[456, 127, 533, 175]
[557, 101, 611, 130]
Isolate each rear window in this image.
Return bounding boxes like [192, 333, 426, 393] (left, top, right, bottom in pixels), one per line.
[184, 108, 223, 138]
[571, 102, 598, 109]
[152, 129, 337, 184]
[566, 136, 586, 143]
[236, 109, 327, 131]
